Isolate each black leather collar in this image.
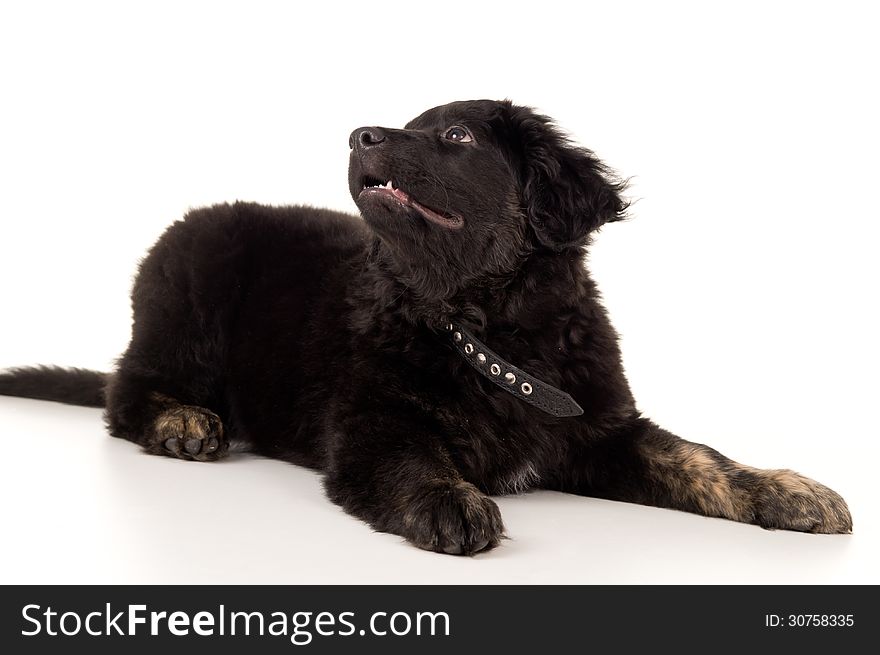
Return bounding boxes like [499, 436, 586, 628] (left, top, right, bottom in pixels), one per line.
[443, 323, 584, 418]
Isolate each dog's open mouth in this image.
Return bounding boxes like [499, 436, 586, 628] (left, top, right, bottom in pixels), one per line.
[359, 177, 463, 229]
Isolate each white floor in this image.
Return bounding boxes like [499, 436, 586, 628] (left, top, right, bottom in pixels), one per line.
[1, 397, 873, 585]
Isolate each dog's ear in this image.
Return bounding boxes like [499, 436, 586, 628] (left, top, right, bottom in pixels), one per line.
[504, 103, 628, 250]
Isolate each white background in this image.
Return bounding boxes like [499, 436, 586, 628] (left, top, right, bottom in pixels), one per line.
[1, 1, 878, 583]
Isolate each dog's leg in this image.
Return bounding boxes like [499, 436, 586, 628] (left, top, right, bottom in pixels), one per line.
[324, 412, 504, 555]
[559, 418, 852, 533]
[104, 368, 228, 462]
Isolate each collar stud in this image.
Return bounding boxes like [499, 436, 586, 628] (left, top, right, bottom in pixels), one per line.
[444, 322, 584, 418]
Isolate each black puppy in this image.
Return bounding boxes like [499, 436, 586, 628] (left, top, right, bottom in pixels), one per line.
[0, 99, 851, 554]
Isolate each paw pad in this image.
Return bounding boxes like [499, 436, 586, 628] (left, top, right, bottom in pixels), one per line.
[152, 405, 226, 461]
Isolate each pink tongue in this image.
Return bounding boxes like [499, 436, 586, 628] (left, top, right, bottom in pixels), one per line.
[391, 187, 410, 203]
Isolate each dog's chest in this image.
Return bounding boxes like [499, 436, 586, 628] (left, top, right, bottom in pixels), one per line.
[496, 460, 541, 494]
[438, 397, 558, 495]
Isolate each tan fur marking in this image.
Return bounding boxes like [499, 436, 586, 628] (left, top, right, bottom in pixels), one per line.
[640, 440, 750, 521]
[154, 409, 184, 435]
[185, 415, 206, 438]
[640, 439, 851, 533]
[153, 404, 222, 442]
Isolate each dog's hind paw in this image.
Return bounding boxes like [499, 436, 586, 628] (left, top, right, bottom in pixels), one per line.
[149, 405, 228, 462]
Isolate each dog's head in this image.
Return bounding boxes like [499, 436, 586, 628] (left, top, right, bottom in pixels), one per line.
[348, 100, 627, 290]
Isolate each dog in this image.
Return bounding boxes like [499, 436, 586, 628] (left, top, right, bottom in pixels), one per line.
[0, 99, 852, 554]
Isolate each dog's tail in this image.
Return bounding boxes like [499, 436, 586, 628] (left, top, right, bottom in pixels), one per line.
[0, 366, 107, 407]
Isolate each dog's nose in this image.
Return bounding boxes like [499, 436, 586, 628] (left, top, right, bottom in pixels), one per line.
[349, 127, 386, 151]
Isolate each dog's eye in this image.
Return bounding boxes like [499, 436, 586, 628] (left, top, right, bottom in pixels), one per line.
[443, 126, 473, 143]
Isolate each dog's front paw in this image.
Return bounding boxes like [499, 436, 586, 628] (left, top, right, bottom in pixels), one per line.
[402, 481, 504, 555]
[751, 469, 852, 534]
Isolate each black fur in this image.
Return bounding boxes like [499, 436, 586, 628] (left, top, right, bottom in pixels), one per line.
[0, 99, 851, 553]
[0, 366, 105, 407]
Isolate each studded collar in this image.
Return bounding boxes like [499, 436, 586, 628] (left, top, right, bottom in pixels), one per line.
[443, 323, 584, 418]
